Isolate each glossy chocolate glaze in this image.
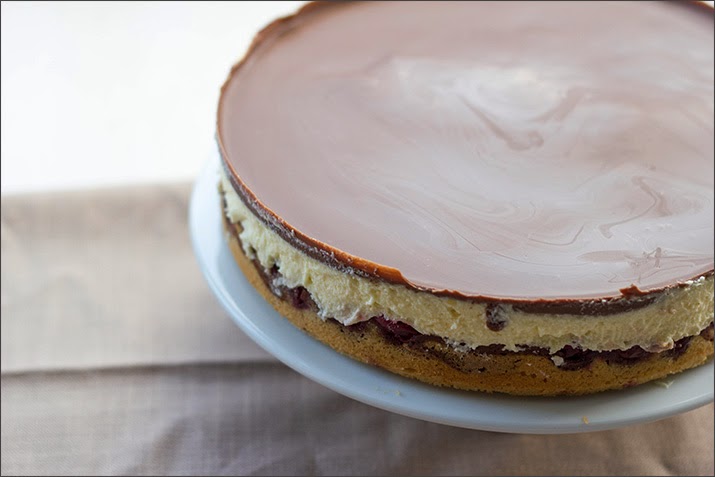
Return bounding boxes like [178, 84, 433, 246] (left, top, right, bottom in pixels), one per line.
[218, 1, 714, 306]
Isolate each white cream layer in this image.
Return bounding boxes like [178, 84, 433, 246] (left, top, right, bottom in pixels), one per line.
[221, 171, 714, 353]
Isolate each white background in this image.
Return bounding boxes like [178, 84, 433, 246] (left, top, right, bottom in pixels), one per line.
[1, 1, 306, 195]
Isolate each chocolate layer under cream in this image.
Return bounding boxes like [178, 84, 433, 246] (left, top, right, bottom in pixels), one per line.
[217, 1, 714, 310]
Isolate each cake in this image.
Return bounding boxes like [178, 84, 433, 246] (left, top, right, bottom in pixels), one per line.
[215, 1, 714, 395]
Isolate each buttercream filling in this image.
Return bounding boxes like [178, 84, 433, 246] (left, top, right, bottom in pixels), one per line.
[244, 235, 714, 371]
[220, 170, 714, 354]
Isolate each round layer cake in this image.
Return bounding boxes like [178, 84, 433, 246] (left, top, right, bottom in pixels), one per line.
[216, 1, 714, 395]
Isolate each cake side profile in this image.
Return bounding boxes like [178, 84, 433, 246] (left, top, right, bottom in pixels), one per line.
[219, 175, 713, 395]
[215, 1, 714, 395]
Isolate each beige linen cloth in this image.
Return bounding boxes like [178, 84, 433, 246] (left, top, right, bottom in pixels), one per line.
[1, 184, 713, 476]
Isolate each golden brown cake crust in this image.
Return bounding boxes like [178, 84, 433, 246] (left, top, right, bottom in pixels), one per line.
[224, 221, 714, 396]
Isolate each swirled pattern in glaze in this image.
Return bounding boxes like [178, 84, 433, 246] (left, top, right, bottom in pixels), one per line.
[218, 1, 714, 300]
